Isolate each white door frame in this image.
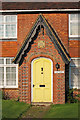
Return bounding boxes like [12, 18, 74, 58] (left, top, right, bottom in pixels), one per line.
[31, 57, 53, 102]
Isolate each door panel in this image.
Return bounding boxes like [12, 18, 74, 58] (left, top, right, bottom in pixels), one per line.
[32, 58, 52, 102]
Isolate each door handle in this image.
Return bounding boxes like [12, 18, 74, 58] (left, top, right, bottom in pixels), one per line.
[33, 84, 35, 87]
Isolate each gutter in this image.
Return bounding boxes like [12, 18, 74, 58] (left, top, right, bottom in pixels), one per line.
[0, 9, 80, 13]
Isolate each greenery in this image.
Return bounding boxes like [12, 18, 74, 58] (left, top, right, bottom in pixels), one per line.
[43, 103, 79, 118]
[67, 89, 79, 103]
[2, 100, 79, 119]
[2, 100, 30, 119]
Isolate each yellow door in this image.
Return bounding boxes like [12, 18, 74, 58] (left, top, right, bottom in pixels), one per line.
[32, 57, 52, 102]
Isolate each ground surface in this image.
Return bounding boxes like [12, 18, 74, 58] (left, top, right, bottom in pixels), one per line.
[21, 105, 50, 118]
[2, 100, 79, 119]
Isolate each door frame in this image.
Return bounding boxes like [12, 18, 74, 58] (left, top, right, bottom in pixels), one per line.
[31, 57, 53, 102]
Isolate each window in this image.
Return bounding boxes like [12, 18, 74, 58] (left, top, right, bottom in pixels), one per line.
[0, 15, 17, 39]
[69, 14, 80, 37]
[69, 58, 80, 89]
[0, 58, 18, 88]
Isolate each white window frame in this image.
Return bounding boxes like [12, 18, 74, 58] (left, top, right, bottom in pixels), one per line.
[0, 57, 18, 88]
[69, 14, 80, 38]
[69, 57, 80, 89]
[0, 15, 17, 39]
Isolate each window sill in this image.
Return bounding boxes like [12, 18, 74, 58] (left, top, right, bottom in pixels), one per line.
[69, 37, 80, 40]
[0, 86, 18, 88]
[0, 38, 17, 41]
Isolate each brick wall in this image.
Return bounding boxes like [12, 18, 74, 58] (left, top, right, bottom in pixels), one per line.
[1, 13, 71, 104]
[2, 88, 19, 100]
[69, 40, 80, 57]
[18, 20, 66, 104]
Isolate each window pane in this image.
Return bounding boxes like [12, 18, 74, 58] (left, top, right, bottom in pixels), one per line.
[10, 73, 16, 80]
[11, 16, 16, 22]
[6, 59, 10, 64]
[70, 59, 80, 66]
[0, 16, 4, 23]
[5, 16, 11, 22]
[5, 24, 16, 37]
[0, 25, 4, 30]
[11, 58, 14, 64]
[70, 59, 80, 88]
[11, 67, 16, 72]
[0, 59, 4, 64]
[0, 80, 4, 86]
[6, 66, 16, 86]
[5, 25, 11, 31]
[70, 14, 80, 21]
[6, 73, 10, 80]
[1, 15, 17, 38]
[5, 25, 11, 37]
[0, 25, 4, 37]
[11, 25, 16, 37]
[70, 22, 80, 35]
[6, 80, 16, 86]
[0, 73, 4, 80]
[0, 67, 4, 72]
[0, 67, 4, 86]
[6, 67, 10, 72]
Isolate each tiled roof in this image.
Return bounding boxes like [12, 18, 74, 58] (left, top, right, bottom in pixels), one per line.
[0, 2, 79, 10]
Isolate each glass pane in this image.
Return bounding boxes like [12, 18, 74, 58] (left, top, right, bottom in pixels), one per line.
[11, 25, 16, 37]
[11, 67, 16, 72]
[6, 80, 12, 85]
[6, 80, 16, 86]
[70, 66, 80, 88]
[6, 67, 10, 72]
[11, 58, 14, 64]
[0, 73, 4, 80]
[5, 16, 11, 22]
[70, 14, 80, 21]
[11, 16, 16, 22]
[11, 74, 16, 79]
[70, 59, 80, 66]
[5, 25, 11, 31]
[0, 80, 4, 85]
[70, 22, 80, 35]
[0, 31, 4, 37]
[0, 59, 4, 64]
[6, 59, 10, 64]
[0, 25, 4, 37]
[12, 80, 16, 85]
[6, 73, 10, 80]
[0, 25, 4, 30]
[5, 25, 11, 37]
[0, 16, 4, 23]
[0, 67, 4, 72]
[11, 25, 16, 31]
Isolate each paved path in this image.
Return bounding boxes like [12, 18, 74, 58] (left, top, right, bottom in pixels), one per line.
[21, 105, 50, 118]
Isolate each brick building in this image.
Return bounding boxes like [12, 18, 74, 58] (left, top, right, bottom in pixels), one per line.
[0, 2, 80, 104]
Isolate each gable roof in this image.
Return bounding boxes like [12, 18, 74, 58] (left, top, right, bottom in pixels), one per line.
[13, 14, 70, 65]
[1, 2, 80, 10]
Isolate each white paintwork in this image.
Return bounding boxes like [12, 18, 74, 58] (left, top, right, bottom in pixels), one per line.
[69, 14, 80, 38]
[0, 57, 18, 88]
[0, 9, 80, 13]
[69, 57, 80, 89]
[0, 15, 17, 39]
[54, 71, 64, 73]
